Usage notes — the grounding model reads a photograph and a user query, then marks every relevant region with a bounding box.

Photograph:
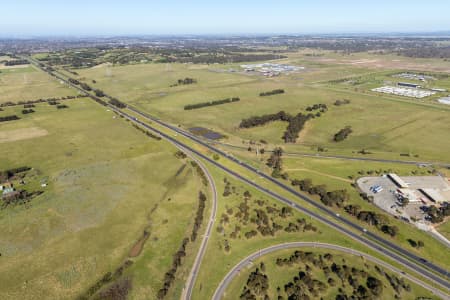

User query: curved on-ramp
[212,242,449,300]
[180,149,218,300]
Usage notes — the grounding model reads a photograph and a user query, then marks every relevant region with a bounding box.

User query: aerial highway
[212,242,450,300]
[28,58,450,295]
[125,105,450,289]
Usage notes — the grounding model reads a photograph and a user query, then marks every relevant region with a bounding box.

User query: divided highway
[125,105,450,289]
[28,59,450,297]
[212,242,449,300]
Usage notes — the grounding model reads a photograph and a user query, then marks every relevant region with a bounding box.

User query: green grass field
[224,248,438,300]
[74,61,450,162]
[0,98,202,299]
[0,65,77,103]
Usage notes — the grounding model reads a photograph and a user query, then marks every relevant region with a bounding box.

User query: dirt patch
[129,231,150,257]
[0,127,48,143]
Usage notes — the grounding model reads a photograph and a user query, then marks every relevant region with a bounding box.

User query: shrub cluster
[109,98,127,108]
[291,178,349,208]
[334,126,352,142]
[344,205,399,237]
[22,109,35,114]
[171,77,197,87]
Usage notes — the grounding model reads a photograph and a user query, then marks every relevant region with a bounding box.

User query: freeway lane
[27,59,449,294]
[212,242,449,300]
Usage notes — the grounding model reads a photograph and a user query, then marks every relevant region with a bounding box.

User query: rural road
[212,242,450,300]
[29,59,450,296]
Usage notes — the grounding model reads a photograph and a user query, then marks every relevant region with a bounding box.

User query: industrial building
[388,173,409,188]
[371,86,435,98]
[438,97,450,105]
[398,82,421,88]
[420,188,447,204]
[393,73,435,81]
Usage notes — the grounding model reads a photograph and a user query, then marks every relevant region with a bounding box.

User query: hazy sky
[1,0,450,36]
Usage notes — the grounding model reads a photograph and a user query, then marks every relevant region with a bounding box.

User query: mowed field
[0,98,202,299]
[223,248,438,300]
[0,65,78,103]
[74,59,450,162]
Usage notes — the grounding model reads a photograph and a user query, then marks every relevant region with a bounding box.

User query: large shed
[388,173,409,188]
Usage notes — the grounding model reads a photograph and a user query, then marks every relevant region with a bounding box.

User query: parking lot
[357,175,450,222]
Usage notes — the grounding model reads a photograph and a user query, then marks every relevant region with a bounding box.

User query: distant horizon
[2,1,450,37]
[2,30,450,40]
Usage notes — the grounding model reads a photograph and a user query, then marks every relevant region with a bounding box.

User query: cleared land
[0,65,77,103]
[0,127,48,143]
[0,98,203,299]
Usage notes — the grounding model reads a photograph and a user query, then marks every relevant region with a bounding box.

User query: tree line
[4,59,29,66]
[0,166,31,183]
[0,95,84,108]
[190,191,207,242]
[184,97,240,110]
[259,89,285,97]
[170,77,197,87]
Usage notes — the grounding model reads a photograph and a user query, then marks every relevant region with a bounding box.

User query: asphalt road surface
[212,242,449,300]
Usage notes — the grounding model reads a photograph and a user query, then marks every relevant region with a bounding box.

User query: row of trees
[157,237,189,299]
[109,98,127,108]
[184,97,240,110]
[170,77,197,87]
[0,115,19,122]
[0,95,84,108]
[305,103,328,112]
[78,260,134,300]
[190,191,207,242]
[4,59,29,66]
[259,89,285,97]
[334,99,351,106]
[334,126,353,142]
[239,111,291,128]
[130,123,162,141]
[0,166,31,183]
[190,161,208,186]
